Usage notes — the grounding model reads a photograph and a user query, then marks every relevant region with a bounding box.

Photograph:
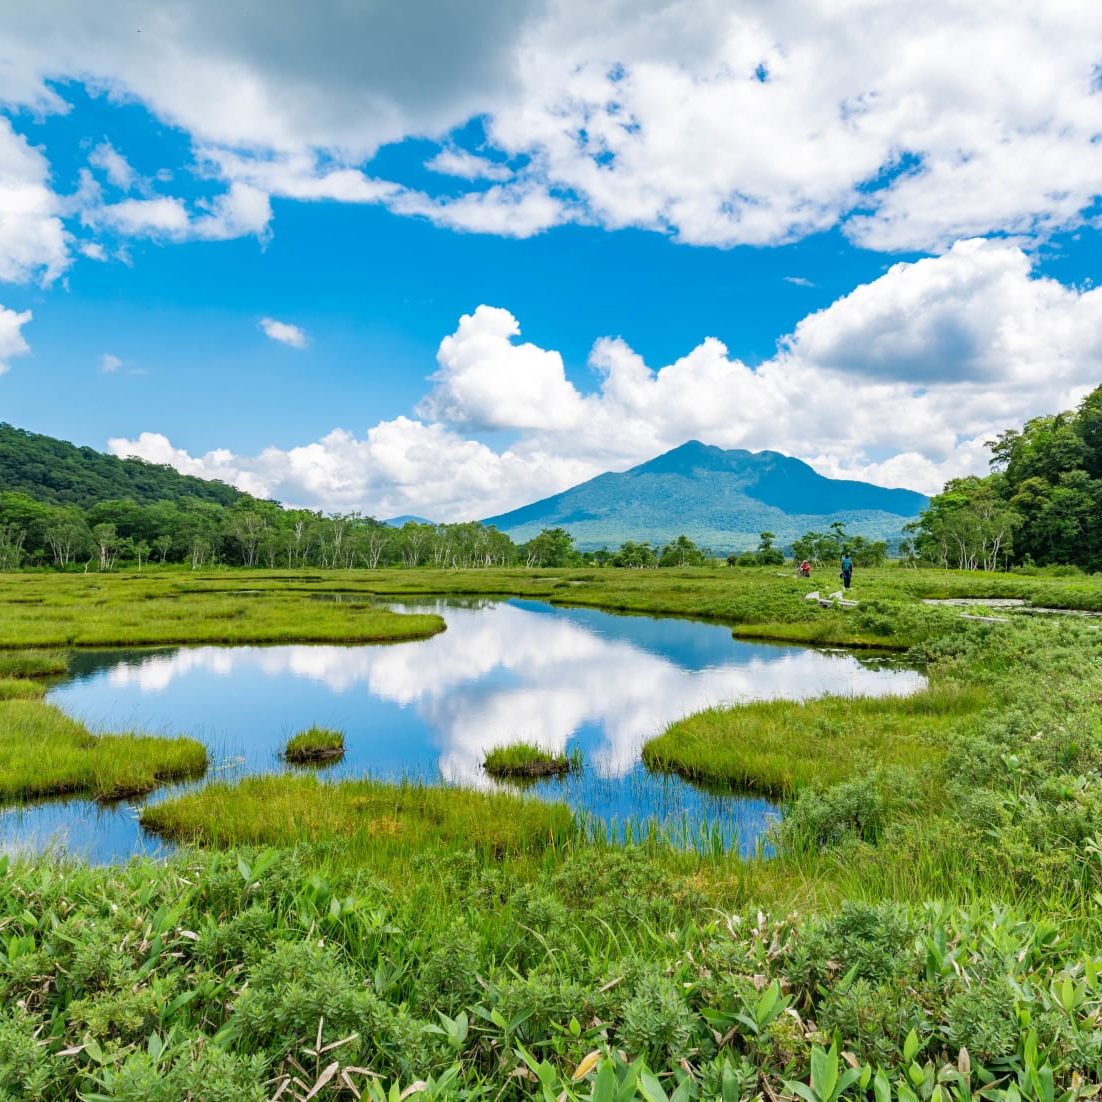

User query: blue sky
[1,2,1102,521]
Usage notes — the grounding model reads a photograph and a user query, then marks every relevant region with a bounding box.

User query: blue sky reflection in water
[6,600,925,863]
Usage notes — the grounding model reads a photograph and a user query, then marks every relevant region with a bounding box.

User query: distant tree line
[0,487,910,574]
[0,493,526,571]
[723,527,888,570]
[902,383,1102,571]
[0,492,741,573]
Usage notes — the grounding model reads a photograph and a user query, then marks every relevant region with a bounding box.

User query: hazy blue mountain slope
[483,441,928,552]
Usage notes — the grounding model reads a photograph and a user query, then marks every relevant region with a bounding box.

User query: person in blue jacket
[841,551,853,589]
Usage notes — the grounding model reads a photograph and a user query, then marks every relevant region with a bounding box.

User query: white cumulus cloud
[0,305,31,375]
[87,142,135,191]
[259,317,308,349]
[0,119,69,284]
[90,197,190,238]
[419,305,589,430]
[2,3,1102,255]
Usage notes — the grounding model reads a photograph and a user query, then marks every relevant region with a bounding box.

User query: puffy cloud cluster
[460,1,1102,250]
[259,317,308,349]
[0,120,69,284]
[1,2,1102,273]
[110,240,1102,518]
[419,305,589,430]
[0,304,31,375]
[110,419,597,521]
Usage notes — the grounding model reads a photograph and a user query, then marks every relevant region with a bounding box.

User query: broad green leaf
[592,1058,615,1102]
[903,1029,920,1065]
[811,1042,839,1102]
[638,1069,669,1102]
[873,1068,892,1102]
[722,1060,741,1102]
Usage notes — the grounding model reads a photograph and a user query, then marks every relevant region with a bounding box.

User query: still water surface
[1,598,925,863]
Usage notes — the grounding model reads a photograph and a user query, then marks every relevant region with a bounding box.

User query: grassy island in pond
[282,725,345,763]
[642,681,986,796]
[483,740,577,778]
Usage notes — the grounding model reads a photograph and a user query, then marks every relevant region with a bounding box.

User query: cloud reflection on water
[93,599,924,786]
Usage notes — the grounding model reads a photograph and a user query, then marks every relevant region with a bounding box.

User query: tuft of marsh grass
[483,740,578,778]
[0,648,68,678]
[283,725,345,763]
[0,676,47,700]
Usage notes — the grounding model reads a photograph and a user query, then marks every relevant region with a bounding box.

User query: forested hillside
[0,423,250,508]
[909,383,1102,571]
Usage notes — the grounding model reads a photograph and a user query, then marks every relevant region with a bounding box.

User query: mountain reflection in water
[6,598,924,863]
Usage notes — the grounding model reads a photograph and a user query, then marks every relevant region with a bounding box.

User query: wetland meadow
[2,564,1102,1099]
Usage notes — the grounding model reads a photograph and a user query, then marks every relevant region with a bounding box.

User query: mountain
[482,441,929,552]
[0,423,256,509]
[383,515,435,527]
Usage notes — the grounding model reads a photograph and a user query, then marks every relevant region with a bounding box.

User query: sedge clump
[282,726,345,764]
[483,741,577,779]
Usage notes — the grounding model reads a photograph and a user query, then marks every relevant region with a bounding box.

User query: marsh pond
[2,597,925,862]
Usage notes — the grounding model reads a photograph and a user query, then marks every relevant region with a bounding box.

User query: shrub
[775,775,889,852]
[942,975,1021,1067]
[617,967,698,1063]
[783,901,919,998]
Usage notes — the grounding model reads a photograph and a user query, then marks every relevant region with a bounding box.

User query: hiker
[797,560,811,578]
[840,551,853,589]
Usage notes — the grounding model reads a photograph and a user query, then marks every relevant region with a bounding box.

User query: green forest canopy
[907,383,1102,572]
[0,423,249,509]
[0,423,888,571]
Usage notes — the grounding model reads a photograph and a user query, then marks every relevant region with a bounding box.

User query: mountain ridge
[483,440,928,551]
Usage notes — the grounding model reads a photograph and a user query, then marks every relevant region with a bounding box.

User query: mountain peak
[483,441,928,552]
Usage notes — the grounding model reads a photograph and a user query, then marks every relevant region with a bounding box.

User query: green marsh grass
[0,676,46,700]
[483,740,577,778]
[140,772,575,861]
[0,571,446,647]
[0,648,68,678]
[0,699,207,801]
[282,725,345,763]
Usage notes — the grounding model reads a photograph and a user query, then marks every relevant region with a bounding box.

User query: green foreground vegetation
[2,566,1102,1099]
